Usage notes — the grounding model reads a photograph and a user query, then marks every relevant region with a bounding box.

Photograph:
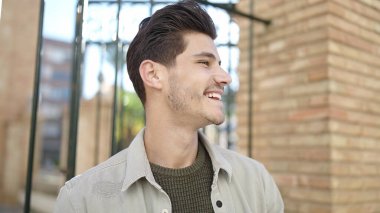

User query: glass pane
[230,46,239,70]
[119,3,150,41]
[217,46,230,71]
[2,0,242,212]
[206,6,230,44]
[84,3,118,42]
[230,21,240,45]
[122,45,136,93]
[2,0,78,211]
[34,37,73,212]
[76,43,118,173]
[152,3,169,13]
[38,0,76,211]
[43,0,76,42]
[82,43,117,100]
[218,46,239,92]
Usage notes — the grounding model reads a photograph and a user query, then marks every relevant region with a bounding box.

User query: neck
[144,118,199,169]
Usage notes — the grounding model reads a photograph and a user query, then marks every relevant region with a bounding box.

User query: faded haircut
[126,0,216,104]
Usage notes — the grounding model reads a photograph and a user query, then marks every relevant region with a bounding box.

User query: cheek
[170,67,212,95]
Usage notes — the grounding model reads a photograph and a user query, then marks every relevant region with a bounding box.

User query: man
[54,1,284,212]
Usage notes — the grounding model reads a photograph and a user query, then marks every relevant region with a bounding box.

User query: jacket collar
[121,128,232,192]
[198,132,232,182]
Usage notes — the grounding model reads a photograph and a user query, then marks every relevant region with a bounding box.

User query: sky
[43,0,76,42]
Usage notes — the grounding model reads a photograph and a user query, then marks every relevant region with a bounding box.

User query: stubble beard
[167,76,225,126]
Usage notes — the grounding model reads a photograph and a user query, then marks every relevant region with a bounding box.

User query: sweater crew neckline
[149,142,207,177]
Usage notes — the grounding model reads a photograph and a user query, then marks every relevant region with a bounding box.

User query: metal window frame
[24,0,270,212]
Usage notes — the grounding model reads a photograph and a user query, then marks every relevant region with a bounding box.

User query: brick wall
[236,0,380,212]
[0,0,40,204]
[327,0,380,212]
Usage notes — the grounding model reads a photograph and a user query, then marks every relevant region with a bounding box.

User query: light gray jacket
[54,129,284,213]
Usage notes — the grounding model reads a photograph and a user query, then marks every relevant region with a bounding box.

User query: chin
[214,118,225,125]
[208,115,225,126]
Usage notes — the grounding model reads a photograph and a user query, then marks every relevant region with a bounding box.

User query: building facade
[1,0,380,212]
[0,0,40,205]
[236,0,380,212]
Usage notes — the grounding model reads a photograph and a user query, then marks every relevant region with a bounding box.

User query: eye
[198,61,209,66]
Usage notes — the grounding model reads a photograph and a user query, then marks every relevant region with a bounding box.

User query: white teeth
[207,93,221,100]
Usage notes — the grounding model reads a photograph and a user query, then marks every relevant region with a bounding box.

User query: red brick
[237,0,380,211]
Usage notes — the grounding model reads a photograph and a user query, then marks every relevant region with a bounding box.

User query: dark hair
[126,0,217,104]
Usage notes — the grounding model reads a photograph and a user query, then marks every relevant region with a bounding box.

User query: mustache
[205,85,224,93]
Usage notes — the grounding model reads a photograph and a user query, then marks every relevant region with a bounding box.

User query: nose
[214,68,232,86]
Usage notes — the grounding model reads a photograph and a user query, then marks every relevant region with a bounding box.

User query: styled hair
[126,0,217,104]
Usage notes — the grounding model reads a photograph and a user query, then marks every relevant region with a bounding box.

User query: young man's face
[164,32,232,128]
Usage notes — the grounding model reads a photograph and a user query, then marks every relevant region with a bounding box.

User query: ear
[139,60,163,90]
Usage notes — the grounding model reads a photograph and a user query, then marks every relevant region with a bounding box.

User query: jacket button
[216,200,223,208]
[161,209,168,213]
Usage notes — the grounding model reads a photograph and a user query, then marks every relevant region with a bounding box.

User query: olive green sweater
[150,143,214,213]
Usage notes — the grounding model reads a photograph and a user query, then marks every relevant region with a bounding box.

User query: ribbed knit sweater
[150,143,214,213]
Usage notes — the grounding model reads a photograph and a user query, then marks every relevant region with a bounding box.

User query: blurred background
[0,0,379,212]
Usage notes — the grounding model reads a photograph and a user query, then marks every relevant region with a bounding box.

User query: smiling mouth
[205,92,222,101]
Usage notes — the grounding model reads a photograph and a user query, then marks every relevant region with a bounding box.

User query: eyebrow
[192,52,221,65]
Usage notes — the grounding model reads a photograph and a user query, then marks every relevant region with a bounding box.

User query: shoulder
[54,149,131,212]
[62,148,129,194]
[211,145,284,212]
[199,131,269,180]
[210,144,277,189]
[212,145,268,175]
